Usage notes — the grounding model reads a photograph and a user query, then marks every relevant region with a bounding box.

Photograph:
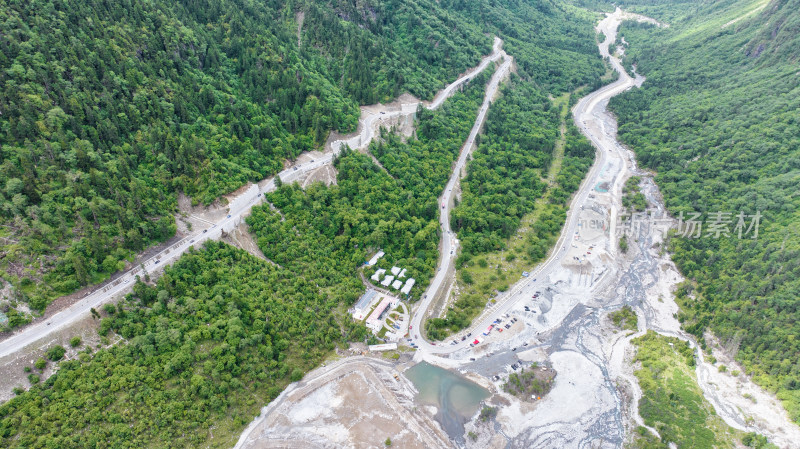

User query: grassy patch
[622,176,647,212]
[630,331,773,449]
[479,406,498,422]
[502,363,555,401]
[377,326,389,339]
[609,305,638,331]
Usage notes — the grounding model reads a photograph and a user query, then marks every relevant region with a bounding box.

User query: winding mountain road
[407,9,800,448]
[0,39,507,361]
[410,11,644,356]
[407,50,513,348]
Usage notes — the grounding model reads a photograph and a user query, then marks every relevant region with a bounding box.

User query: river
[445,8,800,448]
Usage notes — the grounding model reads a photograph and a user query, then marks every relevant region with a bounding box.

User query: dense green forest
[0,0,612,443]
[254,70,492,301]
[0,242,370,448]
[414,0,603,340]
[0,0,607,327]
[0,0,602,440]
[451,80,557,256]
[452,82,595,258]
[610,0,800,421]
[0,0,497,319]
[0,67,491,448]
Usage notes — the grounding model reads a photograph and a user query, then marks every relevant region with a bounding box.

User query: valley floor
[232,8,800,449]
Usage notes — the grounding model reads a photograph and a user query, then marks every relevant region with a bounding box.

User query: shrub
[46,345,66,361]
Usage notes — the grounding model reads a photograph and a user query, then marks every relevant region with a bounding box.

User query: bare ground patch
[234,357,453,449]
[220,222,278,265]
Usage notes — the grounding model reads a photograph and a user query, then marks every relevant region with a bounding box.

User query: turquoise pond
[404,361,490,440]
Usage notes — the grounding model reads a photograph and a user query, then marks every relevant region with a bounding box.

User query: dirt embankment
[219,222,272,263]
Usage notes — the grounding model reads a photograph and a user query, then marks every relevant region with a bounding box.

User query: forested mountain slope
[0,0,602,324]
[610,0,800,421]
[0,0,609,446]
[0,70,493,448]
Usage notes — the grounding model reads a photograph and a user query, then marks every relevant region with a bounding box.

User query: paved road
[411,11,644,356]
[0,39,508,361]
[331,37,506,154]
[408,51,513,347]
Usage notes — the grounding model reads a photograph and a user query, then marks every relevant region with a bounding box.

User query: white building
[390,266,401,276]
[352,289,378,320]
[400,278,416,295]
[371,268,386,282]
[366,295,398,331]
[368,343,398,352]
[367,251,385,266]
[381,275,394,287]
[391,279,403,290]
[398,268,407,278]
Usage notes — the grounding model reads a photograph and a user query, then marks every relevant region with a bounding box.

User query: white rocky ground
[233,356,452,449]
